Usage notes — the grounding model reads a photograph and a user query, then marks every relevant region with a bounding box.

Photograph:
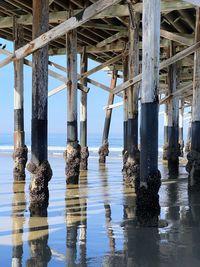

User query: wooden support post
[167,42,180,176]
[179,99,184,157]
[80,48,89,170]
[136,0,161,227]
[122,4,140,188]
[163,101,169,160]
[123,55,128,156]
[13,19,28,181]
[98,70,118,163]
[64,5,80,184]
[27,0,52,216]
[186,8,200,190]
[185,111,192,153]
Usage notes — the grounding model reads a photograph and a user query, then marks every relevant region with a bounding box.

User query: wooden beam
[160,29,194,46]
[0,0,121,68]
[103,101,123,110]
[159,81,193,104]
[81,52,127,78]
[99,70,118,163]
[94,1,194,18]
[48,84,66,97]
[96,31,127,47]
[112,41,200,95]
[83,22,126,31]
[183,0,200,7]
[0,47,89,92]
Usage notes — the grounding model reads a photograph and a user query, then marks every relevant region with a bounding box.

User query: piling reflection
[79,171,88,267]
[26,214,51,267]
[166,180,179,221]
[122,183,160,267]
[99,165,116,254]
[65,181,88,267]
[8,158,200,267]
[188,192,200,261]
[12,181,26,267]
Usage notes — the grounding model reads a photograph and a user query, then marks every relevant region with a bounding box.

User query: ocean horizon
[0,132,166,157]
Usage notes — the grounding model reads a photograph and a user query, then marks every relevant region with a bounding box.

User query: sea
[0,132,167,159]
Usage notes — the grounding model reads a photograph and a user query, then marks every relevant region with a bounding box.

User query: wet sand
[0,153,200,266]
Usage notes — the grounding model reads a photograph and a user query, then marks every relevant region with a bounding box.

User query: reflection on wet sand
[12,181,26,267]
[65,171,88,267]
[2,157,200,266]
[99,165,115,253]
[122,183,160,267]
[65,185,80,267]
[26,215,51,267]
[79,171,88,267]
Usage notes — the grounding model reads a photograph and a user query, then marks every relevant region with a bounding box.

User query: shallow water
[0,154,200,266]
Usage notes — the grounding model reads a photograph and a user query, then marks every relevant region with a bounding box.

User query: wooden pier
[0,0,199,223]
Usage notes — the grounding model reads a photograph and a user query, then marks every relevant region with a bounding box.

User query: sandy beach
[0,152,199,266]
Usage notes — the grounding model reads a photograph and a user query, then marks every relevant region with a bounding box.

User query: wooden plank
[0,0,121,68]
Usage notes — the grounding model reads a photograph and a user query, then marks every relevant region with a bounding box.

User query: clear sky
[0,39,123,137]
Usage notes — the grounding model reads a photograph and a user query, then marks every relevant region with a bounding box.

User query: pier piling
[27,0,52,216]
[122,5,140,189]
[64,3,80,184]
[98,70,118,163]
[136,0,161,226]
[122,55,128,160]
[179,100,184,157]
[163,102,169,160]
[186,8,200,191]
[80,47,89,171]
[13,19,27,181]
[167,42,180,176]
[185,113,192,153]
